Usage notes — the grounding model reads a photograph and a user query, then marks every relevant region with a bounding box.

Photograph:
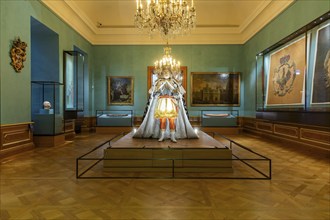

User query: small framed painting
[107,76,134,105]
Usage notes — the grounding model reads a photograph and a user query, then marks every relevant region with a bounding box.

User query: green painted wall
[242,0,330,116]
[93,45,244,116]
[0,0,92,124]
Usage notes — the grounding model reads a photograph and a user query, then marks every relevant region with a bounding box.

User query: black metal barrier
[76,132,271,179]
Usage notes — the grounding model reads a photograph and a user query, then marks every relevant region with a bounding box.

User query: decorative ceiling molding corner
[238,0,272,33]
[41,0,96,42]
[240,0,295,44]
[63,0,99,34]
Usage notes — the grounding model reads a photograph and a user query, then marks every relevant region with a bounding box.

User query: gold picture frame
[191,72,240,106]
[107,76,134,105]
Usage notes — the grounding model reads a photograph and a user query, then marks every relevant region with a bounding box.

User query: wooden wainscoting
[0,122,35,158]
[64,119,76,140]
[241,117,330,151]
[80,116,96,132]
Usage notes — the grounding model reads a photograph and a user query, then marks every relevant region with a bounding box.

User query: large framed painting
[191,72,240,106]
[147,66,187,96]
[311,23,330,105]
[265,36,306,107]
[107,76,134,105]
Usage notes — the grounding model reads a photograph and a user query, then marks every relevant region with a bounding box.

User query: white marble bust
[43,101,51,110]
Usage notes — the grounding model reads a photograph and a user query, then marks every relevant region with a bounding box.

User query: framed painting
[311,23,330,105]
[147,66,187,96]
[265,36,306,107]
[191,72,240,106]
[107,76,134,105]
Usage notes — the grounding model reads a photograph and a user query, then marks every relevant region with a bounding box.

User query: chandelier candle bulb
[154,44,181,78]
[147,0,150,10]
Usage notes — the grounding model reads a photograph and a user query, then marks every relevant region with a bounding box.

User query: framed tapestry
[107,76,134,105]
[147,66,187,95]
[191,72,240,106]
[265,36,306,107]
[311,23,330,105]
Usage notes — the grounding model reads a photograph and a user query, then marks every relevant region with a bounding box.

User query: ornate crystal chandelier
[134,0,196,40]
[154,43,181,78]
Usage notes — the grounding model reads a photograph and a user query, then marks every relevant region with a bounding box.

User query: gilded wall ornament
[10,37,27,73]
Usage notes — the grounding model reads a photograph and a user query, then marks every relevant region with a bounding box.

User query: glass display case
[63,50,84,112]
[201,110,239,127]
[96,110,133,127]
[255,13,330,127]
[256,13,330,113]
[31,81,64,135]
[63,50,85,132]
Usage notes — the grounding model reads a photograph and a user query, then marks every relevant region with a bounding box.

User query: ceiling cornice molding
[240,0,295,44]
[63,0,99,34]
[238,1,272,33]
[41,0,294,45]
[92,33,244,45]
[41,0,96,42]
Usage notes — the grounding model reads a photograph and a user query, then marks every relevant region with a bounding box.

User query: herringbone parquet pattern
[1,132,329,220]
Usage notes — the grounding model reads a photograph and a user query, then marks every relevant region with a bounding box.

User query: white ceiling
[41,0,294,45]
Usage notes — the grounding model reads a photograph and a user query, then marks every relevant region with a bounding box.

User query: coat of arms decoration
[10,37,27,73]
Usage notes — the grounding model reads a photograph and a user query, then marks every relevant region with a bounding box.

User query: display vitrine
[201,110,239,127]
[96,110,133,127]
[256,13,330,112]
[31,81,64,135]
[255,12,330,126]
[63,50,84,117]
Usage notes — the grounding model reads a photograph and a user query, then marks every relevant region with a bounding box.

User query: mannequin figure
[153,69,180,142]
[133,68,198,141]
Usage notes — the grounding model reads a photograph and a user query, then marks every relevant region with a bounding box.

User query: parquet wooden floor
[1,132,329,220]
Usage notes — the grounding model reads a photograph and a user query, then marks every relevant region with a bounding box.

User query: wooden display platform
[96,126,133,134]
[201,127,241,135]
[104,131,233,173]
